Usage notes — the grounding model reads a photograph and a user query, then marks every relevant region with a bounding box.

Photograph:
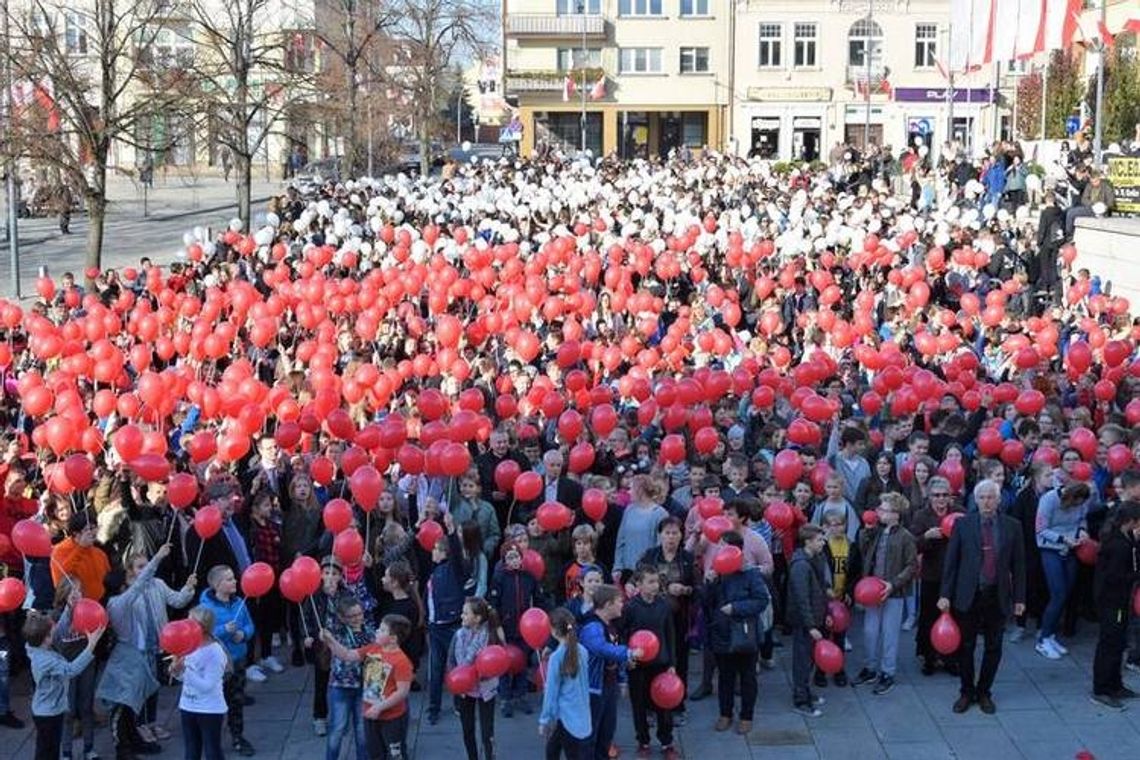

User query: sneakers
[1008,626,1026,643]
[84,751,102,760]
[260,656,286,674]
[136,725,156,744]
[662,746,680,760]
[1090,693,1127,711]
[714,716,732,731]
[813,670,828,688]
[246,664,268,682]
[501,698,514,718]
[518,698,533,715]
[1035,639,1062,660]
[1125,661,1140,674]
[1113,687,1139,700]
[852,668,878,686]
[148,725,172,741]
[901,617,916,632]
[674,711,687,727]
[759,657,775,670]
[1047,637,1069,656]
[0,712,25,729]
[872,675,896,696]
[794,703,822,717]
[313,718,327,736]
[636,745,652,760]
[233,737,255,756]
[833,671,849,687]
[736,719,752,735]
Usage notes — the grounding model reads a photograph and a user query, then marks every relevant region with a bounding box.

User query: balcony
[506,14,606,39]
[505,67,605,94]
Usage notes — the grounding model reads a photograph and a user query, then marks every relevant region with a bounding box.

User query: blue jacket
[539,642,592,739]
[427,532,468,626]
[701,566,771,654]
[198,589,255,663]
[579,612,629,695]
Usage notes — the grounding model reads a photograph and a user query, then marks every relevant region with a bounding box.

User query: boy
[818,511,862,687]
[424,513,467,725]
[853,493,918,696]
[527,514,572,601]
[788,525,829,717]
[563,524,602,603]
[489,539,539,717]
[320,597,374,760]
[24,611,105,760]
[581,585,642,760]
[621,566,677,759]
[199,564,257,756]
[722,456,757,502]
[322,614,414,760]
[451,470,501,559]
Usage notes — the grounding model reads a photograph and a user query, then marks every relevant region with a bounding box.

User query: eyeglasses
[931,493,951,498]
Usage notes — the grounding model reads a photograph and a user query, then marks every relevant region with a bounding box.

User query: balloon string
[364,511,370,554]
[165,515,177,545]
[505,496,518,528]
[308,595,320,630]
[192,538,206,576]
[298,602,310,640]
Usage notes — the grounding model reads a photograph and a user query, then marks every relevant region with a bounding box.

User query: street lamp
[2,0,20,298]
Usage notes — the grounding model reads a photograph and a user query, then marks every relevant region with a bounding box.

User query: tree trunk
[237,154,252,230]
[347,63,360,176]
[84,192,106,287]
[419,99,431,177]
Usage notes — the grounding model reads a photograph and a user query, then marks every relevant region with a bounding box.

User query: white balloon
[461,141,472,152]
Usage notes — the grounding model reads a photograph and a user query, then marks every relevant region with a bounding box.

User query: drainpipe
[726,0,736,154]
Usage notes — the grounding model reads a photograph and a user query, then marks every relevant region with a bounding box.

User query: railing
[506,14,606,37]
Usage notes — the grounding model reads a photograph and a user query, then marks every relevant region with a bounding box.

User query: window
[557,0,601,13]
[680,46,710,73]
[848,18,883,67]
[682,112,707,146]
[680,0,709,15]
[619,0,662,16]
[758,23,782,68]
[619,47,663,73]
[557,47,602,70]
[141,23,195,68]
[65,12,88,55]
[793,23,817,68]
[915,23,937,68]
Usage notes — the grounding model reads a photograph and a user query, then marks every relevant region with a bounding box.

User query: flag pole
[1092,0,1106,164]
[579,1,587,153]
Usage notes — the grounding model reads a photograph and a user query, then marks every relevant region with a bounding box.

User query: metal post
[993,60,1001,142]
[1092,0,1106,164]
[579,1,587,153]
[2,0,20,298]
[864,0,873,149]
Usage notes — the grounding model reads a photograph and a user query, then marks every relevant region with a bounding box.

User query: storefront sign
[747,87,832,102]
[1108,156,1140,214]
[892,87,995,103]
[907,117,934,135]
[793,117,822,129]
[751,117,781,130]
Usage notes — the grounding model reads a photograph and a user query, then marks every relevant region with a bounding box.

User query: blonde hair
[632,474,667,504]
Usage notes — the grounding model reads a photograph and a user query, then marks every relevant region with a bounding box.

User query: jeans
[546,721,591,760]
[1093,605,1128,696]
[588,684,618,760]
[365,712,408,760]
[326,686,367,760]
[222,668,247,741]
[862,597,905,677]
[957,587,1005,699]
[629,665,673,747]
[791,627,815,706]
[457,695,495,760]
[1040,550,1077,641]
[0,645,9,714]
[427,622,459,717]
[714,651,758,721]
[33,714,63,760]
[181,710,225,760]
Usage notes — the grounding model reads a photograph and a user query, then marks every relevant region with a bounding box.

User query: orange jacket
[51,537,111,600]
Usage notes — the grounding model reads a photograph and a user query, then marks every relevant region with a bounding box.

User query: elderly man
[520,449,582,524]
[475,428,529,528]
[939,479,1026,714]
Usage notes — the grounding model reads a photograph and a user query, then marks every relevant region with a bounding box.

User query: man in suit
[939,479,1026,714]
[522,449,582,524]
[475,428,530,528]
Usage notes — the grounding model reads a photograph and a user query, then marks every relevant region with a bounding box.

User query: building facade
[502,0,732,157]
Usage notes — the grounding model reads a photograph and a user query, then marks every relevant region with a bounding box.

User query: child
[24,610,105,760]
[424,512,469,725]
[539,608,592,760]
[199,565,256,756]
[614,475,669,586]
[853,493,917,696]
[818,510,862,686]
[812,473,859,542]
[321,614,414,760]
[527,515,572,601]
[563,524,602,603]
[452,471,502,558]
[488,540,538,717]
[564,565,605,624]
[247,491,286,680]
[52,578,97,760]
[621,566,677,758]
[320,597,374,760]
[171,606,228,760]
[788,525,830,717]
[580,585,642,760]
[448,597,501,760]
[301,556,353,737]
[638,517,695,724]
[380,560,425,681]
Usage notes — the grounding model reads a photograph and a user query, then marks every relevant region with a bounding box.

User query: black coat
[940,513,1026,617]
[1094,529,1139,611]
[701,566,770,654]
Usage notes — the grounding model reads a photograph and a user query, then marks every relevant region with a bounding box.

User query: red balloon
[240,562,275,599]
[940,512,964,538]
[333,529,365,565]
[505,643,528,675]
[445,664,479,695]
[323,499,354,533]
[649,671,685,710]
[72,599,108,635]
[854,576,887,607]
[112,424,144,461]
[513,471,543,501]
[292,556,321,596]
[1000,439,1026,468]
[310,455,335,485]
[659,434,686,465]
[520,607,551,650]
[0,577,26,613]
[772,449,804,490]
[1069,427,1097,461]
[159,619,203,656]
[536,502,573,532]
[274,421,303,450]
[711,544,743,575]
[693,426,719,455]
[193,505,223,540]
[826,600,850,634]
[349,465,382,511]
[417,520,445,551]
[582,488,608,522]
[475,644,511,679]
[522,548,545,580]
[629,630,660,662]
[168,473,199,510]
[765,501,794,531]
[130,454,170,483]
[696,497,724,519]
[1075,539,1099,566]
[977,428,1003,457]
[62,454,95,491]
[931,612,962,655]
[1106,444,1134,474]
[11,519,53,557]
[440,442,472,477]
[702,515,733,543]
[493,460,521,493]
[567,442,595,474]
[813,639,845,674]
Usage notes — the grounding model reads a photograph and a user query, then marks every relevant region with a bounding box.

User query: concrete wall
[1073,217,1140,311]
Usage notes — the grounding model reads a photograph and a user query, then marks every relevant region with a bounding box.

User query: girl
[539,608,592,760]
[855,453,903,513]
[461,522,489,599]
[906,456,937,514]
[613,475,668,585]
[380,560,425,680]
[248,491,286,678]
[448,597,501,760]
[1090,502,1140,709]
[489,540,539,717]
[171,606,228,760]
[1035,482,1092,659]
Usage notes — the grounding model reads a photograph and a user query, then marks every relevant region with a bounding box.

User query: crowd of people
[0,141,1137,760]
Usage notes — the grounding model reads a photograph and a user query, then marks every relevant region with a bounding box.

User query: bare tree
[5,0,188,278]
[383,0,495,176]
[181,0,314,226]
